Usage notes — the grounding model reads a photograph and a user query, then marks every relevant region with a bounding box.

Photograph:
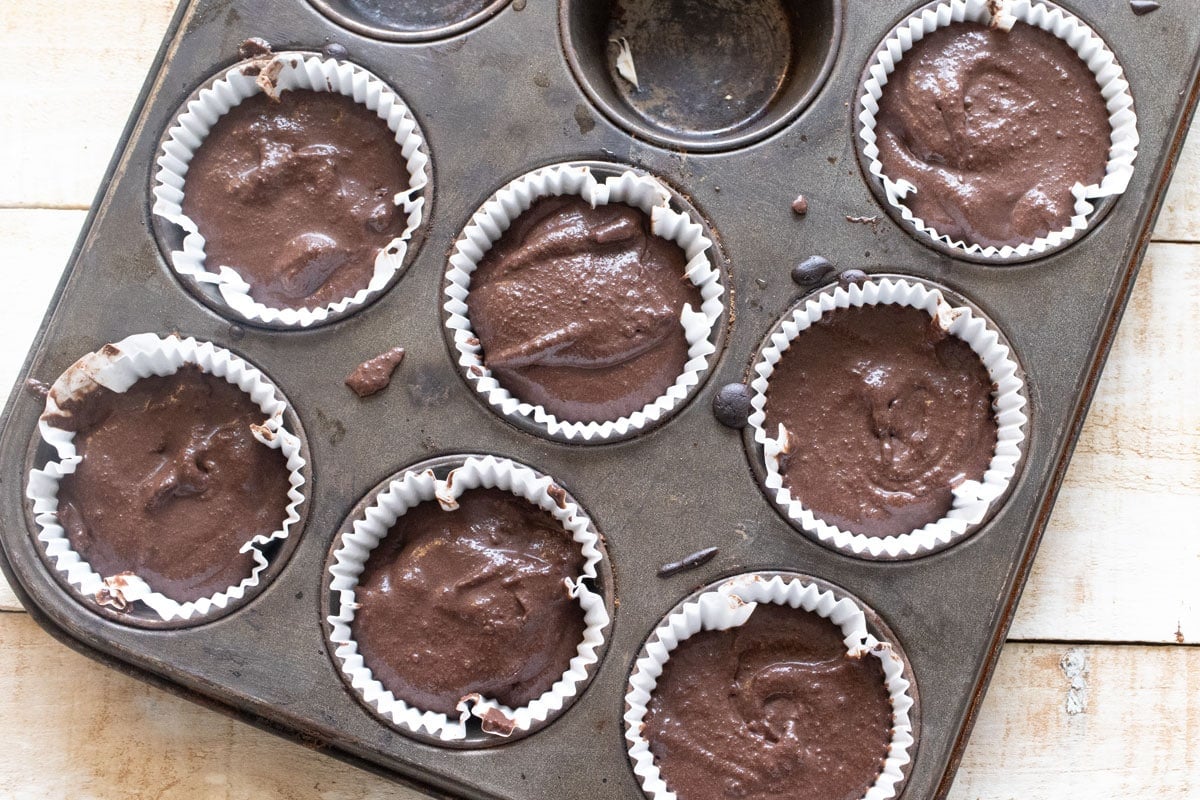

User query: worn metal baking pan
[1,0,1197,798]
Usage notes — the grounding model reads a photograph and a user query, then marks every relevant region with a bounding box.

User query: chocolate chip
[238,38,272,60]
[839,268,869,288]
[321,41,349,60]
[24,378,50,399]
[1130,0,1160,14]
[791,194,809,215]
[791,256,835,288]
[713,383,753,429]
[658,547,719,578]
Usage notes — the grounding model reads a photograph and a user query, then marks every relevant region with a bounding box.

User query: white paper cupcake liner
[152,52,430,327]
[25,333,308,622]
[326,455,611,741]
[857,0,1139,260]
[443,163,725,442]
[625,572,916,800]
[747,277,1028,559]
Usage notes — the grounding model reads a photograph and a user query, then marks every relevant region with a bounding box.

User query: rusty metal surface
[1,0,1198,798]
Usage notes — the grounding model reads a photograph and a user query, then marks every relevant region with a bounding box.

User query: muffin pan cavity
[559,0,843,151]
[323,454,614,748]
[24,334,311,629]
[443,161,729,444]
[307,0,512,42]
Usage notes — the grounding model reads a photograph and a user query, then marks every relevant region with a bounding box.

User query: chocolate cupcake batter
[874,22,1110,249]
[182,89,410,309]
[466,195,702,423]
[765,305,996,538]
[643,603,893,800]
[51,366,291,604]
[351,488,586,716]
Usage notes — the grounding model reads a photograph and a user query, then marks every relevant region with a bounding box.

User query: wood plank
[2,612,1195,798]
[1009,242,1200,644]
[0,0,179,208]
[0,612,425,799]
[1158,115,1200,242]
[948,642,1200,799]
[0,209,86,611]
[0,210,86,401]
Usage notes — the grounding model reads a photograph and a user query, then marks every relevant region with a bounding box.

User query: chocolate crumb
[713,383,753,429]
[791,195,809,215]
[1130,0,1160,13]
[256,58,285,102]
[321,41,349,60]
[547,484,569,510]
[94,586,129,612]
[657,547,719,578]
[754,278,768,290]
[24,378,50,399]
[479,705,518,736]
[228,324,245,341]
[791,255,835,288]
[238,37,272,59]
[345,347,406,398]
[512,0,527,9]
[838,269,869,288]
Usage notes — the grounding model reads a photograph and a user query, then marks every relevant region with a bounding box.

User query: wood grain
[949,640,1200,799]
[3,612,1196,799]
[1009,243,1200,644]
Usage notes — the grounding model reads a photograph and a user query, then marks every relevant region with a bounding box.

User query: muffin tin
[1,0,1197,798]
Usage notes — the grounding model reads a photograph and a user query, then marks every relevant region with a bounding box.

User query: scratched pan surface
[1,0,1198,798]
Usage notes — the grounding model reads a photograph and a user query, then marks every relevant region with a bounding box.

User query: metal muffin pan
[1,0,1197,798]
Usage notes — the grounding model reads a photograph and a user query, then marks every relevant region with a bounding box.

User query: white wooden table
[1,3,1197,797]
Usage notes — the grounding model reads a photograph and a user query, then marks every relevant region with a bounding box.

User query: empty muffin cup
[443,162,726,443]
[625,571,918,800]
[857,0,1138,262]
[152,52,431,327]
[560,0,843,151]
[306,0,511,41]
[325,455,612,744]
[25,333,308,625]
[746,276,1028,560]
